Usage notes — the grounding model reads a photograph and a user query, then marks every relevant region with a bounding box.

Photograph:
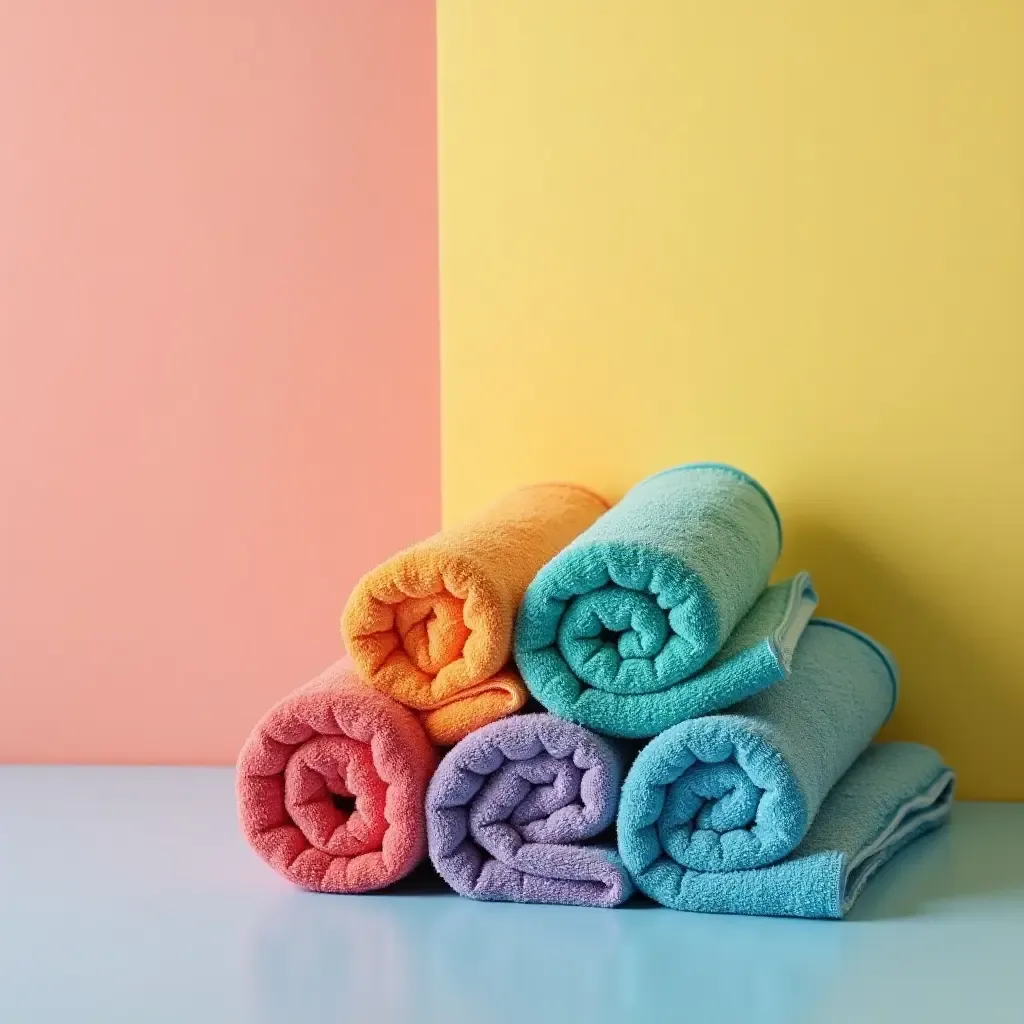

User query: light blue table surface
[1,767,1022,1023]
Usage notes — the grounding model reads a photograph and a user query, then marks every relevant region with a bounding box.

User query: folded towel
[425,712,634,907]
[616,620,949,916]
[236,660,437,893]
[623,742,954,918]
[515,463,817,737]
[343,484,608,745]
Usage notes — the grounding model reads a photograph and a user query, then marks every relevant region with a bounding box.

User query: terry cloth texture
[426,713,633,907]
[343,484,608,745]
[617,621,946,916]
[237,660,437,893]
[515,464,817,737]
[624,742,954,918]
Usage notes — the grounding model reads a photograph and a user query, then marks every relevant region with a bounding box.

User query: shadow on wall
[778,519,1021,799]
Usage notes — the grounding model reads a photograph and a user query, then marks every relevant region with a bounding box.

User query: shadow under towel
[426,713,633,907]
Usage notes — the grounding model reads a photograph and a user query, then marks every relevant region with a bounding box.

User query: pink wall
[0,2,439,763]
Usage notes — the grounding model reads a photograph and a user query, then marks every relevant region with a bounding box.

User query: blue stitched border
[808,618,900,722]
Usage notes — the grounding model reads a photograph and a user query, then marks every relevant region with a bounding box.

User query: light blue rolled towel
[514,463,817,737]
[617,620,954,917]
[624,742,954,918]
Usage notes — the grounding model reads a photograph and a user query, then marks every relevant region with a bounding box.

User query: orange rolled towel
[342,484,609,745]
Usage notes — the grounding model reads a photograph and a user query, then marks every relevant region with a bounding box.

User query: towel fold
[425,712,634,907]
[515,463,818,737]
[343,484,608,745]
[616,620,952,916]
[236,661,437,893]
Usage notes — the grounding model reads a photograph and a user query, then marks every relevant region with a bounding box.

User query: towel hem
[840,769,955,913]
[767,572,819,673]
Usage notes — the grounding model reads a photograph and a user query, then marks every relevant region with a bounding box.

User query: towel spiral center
[655,759,766,871]
[468,754,587,863]
[395,593,470,674]
[282,736,388,856]
[556,586,682,694]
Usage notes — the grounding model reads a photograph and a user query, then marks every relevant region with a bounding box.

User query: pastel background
[439,1,1023,799]
[0,1,439,763]
[2,3,1021,800]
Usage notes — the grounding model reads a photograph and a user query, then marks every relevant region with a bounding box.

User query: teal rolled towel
[514,463,817,737]
[617,621,954,917]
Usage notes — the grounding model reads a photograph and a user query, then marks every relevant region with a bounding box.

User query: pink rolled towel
[237,660,437,892]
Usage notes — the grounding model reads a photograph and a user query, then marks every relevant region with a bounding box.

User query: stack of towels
[237,464,954,918]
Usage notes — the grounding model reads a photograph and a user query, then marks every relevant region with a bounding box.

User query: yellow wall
[438,1,1024,798]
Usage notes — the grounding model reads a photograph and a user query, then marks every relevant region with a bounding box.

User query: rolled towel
[617,621,953,916]
[425,712,633,907]
[515,463,817,737]
[343,484,608,745]
[622,742,954,918]
[237,661,437,893]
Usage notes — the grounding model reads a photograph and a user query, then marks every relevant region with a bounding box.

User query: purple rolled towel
[425,713,633,907]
